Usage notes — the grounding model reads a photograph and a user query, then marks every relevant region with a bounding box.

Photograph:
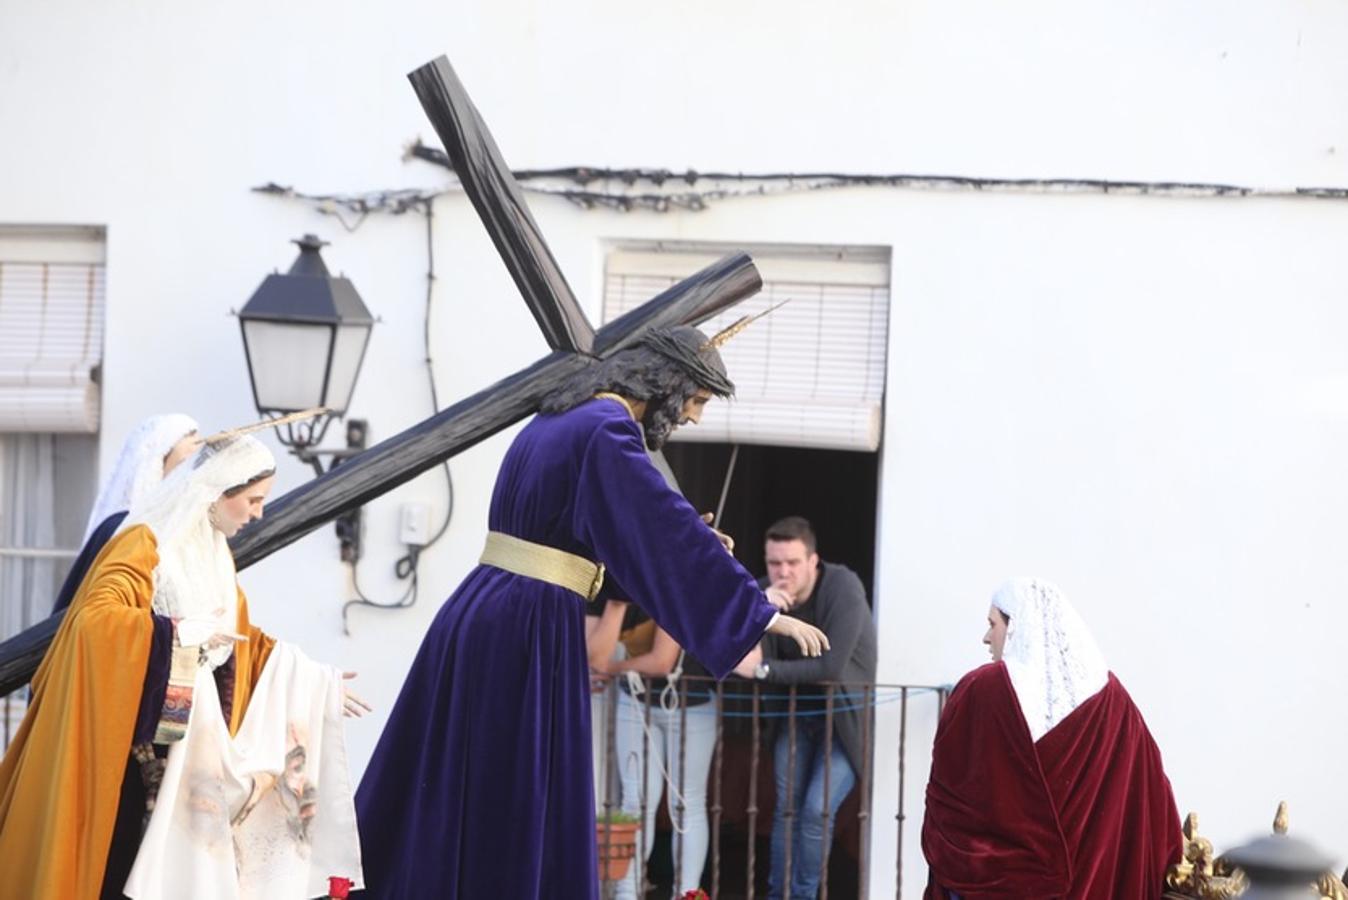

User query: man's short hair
[765,516,817,554]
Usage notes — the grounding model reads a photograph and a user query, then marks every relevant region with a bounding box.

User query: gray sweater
[759,561,878,776]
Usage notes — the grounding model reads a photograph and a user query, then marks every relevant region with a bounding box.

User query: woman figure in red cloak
[922,577,1182,900]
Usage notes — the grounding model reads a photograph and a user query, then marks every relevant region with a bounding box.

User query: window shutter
[0,227,105,432]
[603,244,890,451]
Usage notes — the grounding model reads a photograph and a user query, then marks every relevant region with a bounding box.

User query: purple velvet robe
[355,398,777,899]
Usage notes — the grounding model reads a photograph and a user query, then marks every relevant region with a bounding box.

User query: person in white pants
[589,599,718,899]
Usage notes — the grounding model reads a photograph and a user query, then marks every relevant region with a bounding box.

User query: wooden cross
[0,55,762,694]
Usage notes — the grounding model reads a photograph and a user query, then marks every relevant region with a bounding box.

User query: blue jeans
[767,718,857,900]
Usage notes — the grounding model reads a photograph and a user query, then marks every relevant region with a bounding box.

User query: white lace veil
[992,577,1109,743]
[121,435,275,662]
[84,413,200,541]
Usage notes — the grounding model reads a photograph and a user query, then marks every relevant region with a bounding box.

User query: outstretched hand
[765,615,830,658]
[342,671,373,718]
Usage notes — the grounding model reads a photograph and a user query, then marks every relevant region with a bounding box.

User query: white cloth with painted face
[125,643,362,900]
[991,577,1109,743]
[84,413,199,540]
[121,434,272,660]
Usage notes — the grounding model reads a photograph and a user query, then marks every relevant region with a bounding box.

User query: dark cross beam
[409,57,595,354]
[0,55,761,696]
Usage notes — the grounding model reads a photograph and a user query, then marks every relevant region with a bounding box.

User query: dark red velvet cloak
[922,662,1181,900]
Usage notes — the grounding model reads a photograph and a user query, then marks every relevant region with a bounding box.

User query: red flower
[328,875,353,899]
[679,891,709,900]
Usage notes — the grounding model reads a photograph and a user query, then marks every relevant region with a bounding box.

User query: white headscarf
[122,435,275,662]
[85,413,199,541]
[992,577,1110,743]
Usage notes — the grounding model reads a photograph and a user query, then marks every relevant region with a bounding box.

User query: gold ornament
[701,300,789,352]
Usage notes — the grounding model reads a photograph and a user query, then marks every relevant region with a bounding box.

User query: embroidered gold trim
[593,392,636,421]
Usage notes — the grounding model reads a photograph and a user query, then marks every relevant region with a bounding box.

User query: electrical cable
[340,196,455,633]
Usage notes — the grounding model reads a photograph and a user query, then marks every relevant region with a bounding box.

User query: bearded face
[639,388,714,450]
[640,404,668,450]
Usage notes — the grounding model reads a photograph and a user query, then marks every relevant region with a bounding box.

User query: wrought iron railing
[591,674,946,899]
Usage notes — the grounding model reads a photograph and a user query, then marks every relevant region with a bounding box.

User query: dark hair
[223,469,276,498]
[765,516,817,554]
[540,346,709,451]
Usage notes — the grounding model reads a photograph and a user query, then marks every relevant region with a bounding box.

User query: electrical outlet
[399,502,431,546]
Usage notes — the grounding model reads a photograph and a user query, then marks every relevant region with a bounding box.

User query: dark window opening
[630,440,880,899]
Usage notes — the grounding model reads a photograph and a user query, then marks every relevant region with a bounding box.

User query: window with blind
[602,242,891,452]
[0,225,106,433]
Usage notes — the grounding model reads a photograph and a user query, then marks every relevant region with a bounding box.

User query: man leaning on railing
[733,516,878,900]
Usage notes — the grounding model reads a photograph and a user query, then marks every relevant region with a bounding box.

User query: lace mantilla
[993,577,1109,743]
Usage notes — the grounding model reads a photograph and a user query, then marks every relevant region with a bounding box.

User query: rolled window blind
[0,227,105,432]
[603,244,890,451]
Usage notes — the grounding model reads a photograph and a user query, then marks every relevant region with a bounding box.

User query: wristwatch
[753,662,771,681]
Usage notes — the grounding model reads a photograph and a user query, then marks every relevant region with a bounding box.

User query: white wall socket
[399,502,432,546]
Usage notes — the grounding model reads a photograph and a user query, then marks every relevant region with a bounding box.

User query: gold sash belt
[480,531,606,602]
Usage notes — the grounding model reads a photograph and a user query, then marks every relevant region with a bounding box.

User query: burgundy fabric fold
[923,662,1180,900]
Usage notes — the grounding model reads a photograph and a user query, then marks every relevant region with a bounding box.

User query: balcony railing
[590,674,947,899]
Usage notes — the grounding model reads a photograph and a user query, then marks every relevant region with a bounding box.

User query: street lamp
[238,233,375,562]
[237,233,375,475]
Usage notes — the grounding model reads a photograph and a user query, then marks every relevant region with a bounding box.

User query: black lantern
[237,234,374,467]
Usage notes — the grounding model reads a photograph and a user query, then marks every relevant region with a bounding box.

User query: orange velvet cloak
[0,525,275,899]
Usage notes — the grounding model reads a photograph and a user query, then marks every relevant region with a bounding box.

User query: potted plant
[595,810,641,881]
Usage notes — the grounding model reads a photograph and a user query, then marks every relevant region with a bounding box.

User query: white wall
[873,188,1348,895]
[4,1,1348,896]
